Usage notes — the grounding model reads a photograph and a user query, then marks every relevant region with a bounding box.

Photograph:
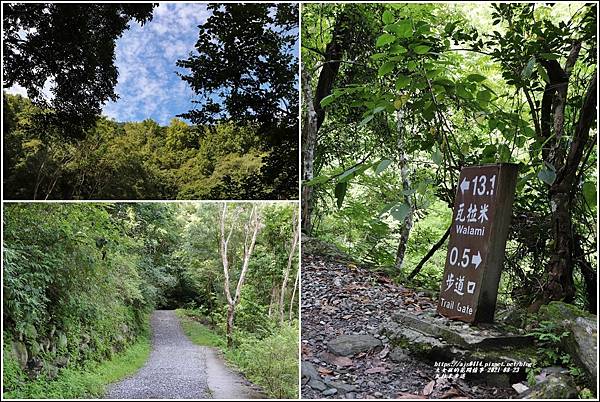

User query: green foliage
[225,322,299,399]
[3,332,150,399]
[3,3,155,134]
[529,320,572,368]
[178,308,298,399]
[176,3,299,199]
[3,94,286,200]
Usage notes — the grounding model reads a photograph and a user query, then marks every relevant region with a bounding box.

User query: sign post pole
[437,163,518,323]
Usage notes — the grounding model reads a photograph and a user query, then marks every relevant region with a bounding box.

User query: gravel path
[105,310,263,399]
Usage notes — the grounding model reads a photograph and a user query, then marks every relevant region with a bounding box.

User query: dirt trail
[105,310,264,399]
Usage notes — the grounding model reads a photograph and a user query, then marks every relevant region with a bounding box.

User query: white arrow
[460,177,470,195]
[471,251,482,269]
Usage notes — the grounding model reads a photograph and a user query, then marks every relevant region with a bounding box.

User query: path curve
[105,310,264,399]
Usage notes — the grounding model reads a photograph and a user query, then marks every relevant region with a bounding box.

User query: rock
[301,361,320,381]
[499,308,529,328]
[523,373,578,399]
[11,340,28,369]
[326,380,357,394]
[389,347,409,363]
[308,379,328,392]
[512,382,529,394]
[564,316,597,392]
[327,334,382,356]
[538,301,592,322]
[322,388,338,396]
[373,391,383,397]
[54,356,69,368]
[45,364,59,380]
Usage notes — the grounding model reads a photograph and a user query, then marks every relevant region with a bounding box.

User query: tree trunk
[541,71,596,304]
[289,261,300,321]
[301,65,318,234]
[301,12,346,234]
[219,203,261,348]
[280,209,299,324]
[394,109,414,272]
[226,303,235,348]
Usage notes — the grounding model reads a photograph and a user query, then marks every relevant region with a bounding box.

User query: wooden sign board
[437,163,518,323]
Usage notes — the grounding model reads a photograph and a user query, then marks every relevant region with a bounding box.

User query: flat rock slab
[392,311,534,350]
[327,334,382,356]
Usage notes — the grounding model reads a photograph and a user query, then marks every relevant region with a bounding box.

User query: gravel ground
[105,310,264,399]
[105,310,211,399]
[301,251,516,399]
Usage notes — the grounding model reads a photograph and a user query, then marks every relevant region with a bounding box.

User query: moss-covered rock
[523,373,578,399]
[538,301,593,322]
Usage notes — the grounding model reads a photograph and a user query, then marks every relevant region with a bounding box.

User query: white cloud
[102,3,211,124]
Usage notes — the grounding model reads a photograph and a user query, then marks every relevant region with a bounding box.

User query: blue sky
[102,3,211,125]
[6,3,299,126]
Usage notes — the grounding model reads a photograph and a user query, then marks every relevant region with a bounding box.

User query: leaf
[320,94,335,108]
[476,89,492,103]
[378,61,395,76]
[376,33,396,48]
[538,163,556,185]
[456,84,471,99]
[332,355,353,367]
[396,392,426,399]
[540,53,561,60]
[359,114,374,127]
[317,367,334,376]
[395,74,410,90]
[390,44,408,54]
[537,64,550,83]
[335,181,348,209]
[432,149,442,165]
[583,181,596,207]
[413,45,430,55]
[382,10,394,25]
[390,203,411,221]
[394,95,409,109]
[370,52,386,61]
[338,166,358,182]
[521,56,536,79]
[466,73,487,82]
[397,19,413,38]
[375,159,392,175]
[422,380,435,396]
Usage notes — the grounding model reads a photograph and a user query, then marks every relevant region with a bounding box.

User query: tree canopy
[301,3,596,312]
[2,3,155,134]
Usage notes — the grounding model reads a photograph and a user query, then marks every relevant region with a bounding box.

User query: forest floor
[301,248,518,399]
[104,310,263,399]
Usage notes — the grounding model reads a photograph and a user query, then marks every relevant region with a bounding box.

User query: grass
[175,309,225,348]
[3,334,151,399]
[175,308,299,399]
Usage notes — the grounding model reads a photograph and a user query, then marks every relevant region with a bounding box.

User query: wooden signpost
[437,163,518,323]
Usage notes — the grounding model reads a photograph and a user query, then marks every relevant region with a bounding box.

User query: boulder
[11,340,28,369]
[522,373,578,399]
[564,316,597,392]
[327,334,382,356]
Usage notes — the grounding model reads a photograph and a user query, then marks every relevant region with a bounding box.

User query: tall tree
[177,3,298,199]
[219,203,261,347]
[3,3,155,135]
[279,208,299,324]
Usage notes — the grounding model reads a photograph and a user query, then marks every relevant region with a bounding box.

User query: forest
[301,3,596,398]
[301,2,596,313]
[3,202,299,398]
[2,3,299,200]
